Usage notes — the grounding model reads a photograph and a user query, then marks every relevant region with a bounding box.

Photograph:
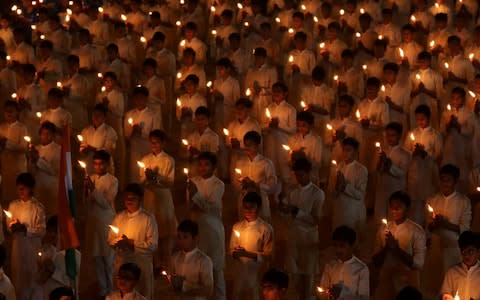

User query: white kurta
[106,290,146,300]
[40,107,73,130]
[186,128,220,154]
[409,68,443,129]
[441,261,480,300]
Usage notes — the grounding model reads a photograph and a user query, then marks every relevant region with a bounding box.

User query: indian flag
[57,126,80,280]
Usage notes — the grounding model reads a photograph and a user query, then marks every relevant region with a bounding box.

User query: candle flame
[476,187,480,192]
[211,29,217,36]
[399,48,404,57]
[177,72,182,79]
[416,73,421,80]
[176,20,182,27]
[38,251,42,257]
[244,21,249,27]
[97,72,103,78]
[121,14,127,22]
[355,109,361,120]
[360,8,365,14]
[430,40,435,48]
[140,36,147,43]
[77,134,83,142]
[469,53,474,61]
[101,86,106,92]
[78,160,87,169]
[137,161,145,169]
[223,128,229,136]
[206,81,213,88]
[317,286,325,293]
[288,28,294,34]
[362,64,367,70]
[183,168,189,175]
[331,160,337,166]
[282,144,291,151]
[339,9,345,15]
[313,16,318,23]
[176,98,182,107]
[444,62,449,69]
[301,4,306,10]
[381,85,385,92]
[382,218,388,225]
[410,15,416,22]
[355,32,361,38]
[275,17,280,23]
[210,6,216,12]
[245,88,252,96]
[109,225,119,234]
[234,230,240,238]
[378,34,383,40]
[161,270,168,276]
[375,142,381,148]
[98,7,103,13]
[180,40,186,47]
[181,139,189,146]
[447,104,452,111]
[265,108,271,119]
[56,82,62,88]
[235,168,242,175]
[11,93,17,99]
[36,112,42,118]
[3,210,12,219]
[468,90,476,98]
[288,55,294,63]
[300,101,306,108]
[333,74,339,81]
[410,133,415,141]
[23,136,31,143]
[427,205,434,213]
[237,3,243,9]
[454,290,460,300]
[319,42,325,48]
[127,117,133,125]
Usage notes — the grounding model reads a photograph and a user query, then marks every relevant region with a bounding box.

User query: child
[0,100,29,204]
[36,40,63,90]
[284,158,324,300]
[320,226,369,300]
[175,48,206,92]
[188,152,225,299]
[7,173,46,300]
[261,269,289,300]
[108,184,159,300]
[230,192,274,300]
[287,112,322,185]
[442,36,475,100]
[374,8,401,60]
[125,86,163,183]
[338,50,365,101]
[331,138,368,232]
[381,63,411,131]
[104,43,131,91]
[212,58,241,127]
[84,150,118,298]
[364,39,389,79]
[177,74,207,138]
[106,263,146,300]
[177,22,207,65]
[138,130,176,273]
[0,245,15,300]
[234,131,276,221]
[441,231,480,300]
[285,32,316,79]
[374,122,410,221]
[140,58,166,119]
[372,191,426,300]
[427,13,452,52]
[424,164,472,297]
[227,33,250,82]
[170,220,214,299]
[145,32,176,79]
[28,121,61,217]
[40,88,72,135]
[318,22,347,67]
[186,107,220,158]
[396,24,423,68]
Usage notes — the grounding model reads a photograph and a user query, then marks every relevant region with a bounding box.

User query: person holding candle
[39,88,72,138]
[188,152,226,300]
[10,27,36,65]
[70,28,103,74]
[175,48,207,93]
[261,269,289,300]
[186,107,220,161]
[0,52,16,102]
[363,39,389,80]
[139,59,167,122]
[226,32,250,86]
[177,22,207,66]
[170,219,214,299]
[396,24,423,68]
[104,44,131,92]
[113,23,137,67]
[108,183,159,300]
[372,191,426,300]
[283,158,324,300]
[255,22,281,68]
[440,231,480,300]
[355,13,378,57]
[337,50,365,102]
[284,32,316,80]
[318,22,347,68]
[106,262,146,300]
[230,191,274,300]
[427,13,452,54]
[84,150,118,298]
[374,9,401,60]
[320,225,370,300]
[7,173,46,300]
[212,58,241,127]
[139,129,176,274]
[424,164,472,299]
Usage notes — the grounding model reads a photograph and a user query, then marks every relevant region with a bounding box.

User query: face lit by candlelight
[176,230,197,252]
[262,282,287,300]
[451,91,464,110]
[296,120,311,136]
[333,239,354,262]
[124,192,141,213]
[93,158,108,175]
[197,157,214,178]
[439,173,456,197]
[415,112,429,129]
[294,169,310,186]
[149,136,163,155]
[16,183,33,200]
[341,144,356,163]
[116,270,138,295]
[385,128,401,147]
[39,127,54,146]
[242,201,259,222]
[389,198,408,223]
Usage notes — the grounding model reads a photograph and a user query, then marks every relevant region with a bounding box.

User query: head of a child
[149,129,167,154]
[337,95,354,118]
[417,51,431,70]
[194,106,210,131]
[43,216,58,246]
[152,32,166,50]
[260,23,272,40]
[243,130,261,157]
[242,192,261,222]
[311,66,325,86]
[103,72,117,91]
[383,63,399,85]
[439,164,460,196]
[385,122,402,147]
[272,82,288,105]
[123,183,144,214]
[38,40,54,60]
[366,77,381,100]
[321,2,332,18]
[327,22,340,41]
[292,158,312,186]
[459,231,480,268]
[381,8,393,24]
[47,88,63,110]
[228,33,241,51]
[114,22,127,39]
[345,0,357,13]
[292,12,304,30]
[184,22,197,40]
[16,172,35,201]
[0,52,6,69]
[13,27,25,45]
[3,100,19,123]
[447,35,461,56]
[293,32,307,51]
[414,105,431,129]
[197,152,216,178]
[296,111,314,136]
[182,47,196,67]
[133,86,149,110]
[332,225,356,262]
[142,58,157,78]
[261,269,289,300]
[253,48,267,68]
[396,286,423,300]
[221,9,233,26]
[401,24,415,43]
[176,219,199,252]
[39,121,56,146]
[67,55,79,76]
[93,150,110,176]
[92,104,107,128]
[22,64,36,84]
[341,49,354,69]
[106,43,120,61]
[451,87,466,110]
[359,13,372,32]
[78,28,90,46]
[342,137,359,163]
[373,39,387,58]
[216,58,232,78]
[235,98,253,121]
[49,287,74,300]
[389,191,410,224]
[434,13,448,30]
[184,74,199,95]
[116,263,141,295]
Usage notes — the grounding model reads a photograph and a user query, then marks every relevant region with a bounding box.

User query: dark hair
[386,122,403,135]
[381,8,393,15]
[23,64,37,75]
[294,31,307,42]
[46,216,58,233]
[177,219,199,237]
[342,137,360,150]
[434,13,448,22]
[243,131,261,145]
[402,24,416,33]
[197,152,217,167]
[292,157,312,172]
[152,31,166,41]
[235,98,253,108]
[16,172,35,189]
[417,51,431,61]
[143,58,157,69]
[124,183,144,198]
[195,106,210,118]
[183,47,196,58]
[149,129,167,141]
[292,12,305,20]
[296,111,314,125]
[48,88,64,99]
[332,225,357,245]
[185,22,197,31]
[366,77,381,88]
[253,47,267,57]
[440,164,460,181]
[414,105,431,118]
[312,66,325,80]
[359,13,372,22]
[39,40,54,50]
[261,269,289,290]
[228,32,241,42]
[93,150,111,162]
[383,62,399,73]
[133,86,149,97]
[106,43,119,53]
[374,38,388,48]
[341,49,354,59]
[221,9,234,19]
[451,86,466,99]
[242,191,262,207]
[67,55,80,65]
[93,103,108,115]
[396,286,422,300]
[327,22,341,31]
[458,231,480,249]
[216,57,233,69]
[49,287,74,300]
[4,100,19,112]
[389,191,411,208]
[184,74,200,85]
[272,82,288,93]
[118,262,142,281]
[103,71,117,81]
[40,121,57,134]
[338,94,355,107]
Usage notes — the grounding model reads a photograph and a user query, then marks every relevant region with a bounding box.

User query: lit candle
[375,142,382,152]
[416,73,421,81]
[398,47,405,58]
[382,218,389,232]
[121,14,127,22]
[427,204,435,217]
[476,187,480,192]
[31,25,36,30]
[333,74,339,82]
[301,4,306,10]
[282,144,291,151]
[447,104,452,111]
[176,98,182,107]
[237,3,243,9]
[36,112,42,118]
[137,161,146,170]
[359,8,365,14]
[210,6,216,12]
[140,36,147,43]
[245,88,252,97]
[313,16,318,23]
[362,64,367,71]
[77,135,83,142]
[339,9,345,15]
[206,81,213,88]
[331,160,338,172]
[101,86,106,92]
[300,101,307,109]
[469,53,474,61]
[319,42,325,49]
[444,62,449,69]
[429,40,435,48]
[3,210,12,220]
[24,136,32,148]
[234,230,241,238]
[410,15,416,22]
[355,109,361,120]
[223,128,229,136]
[11,93,17,99]
[469,90,477,98]
[435,3,439,8]
[180,40,186,47]
[211,29,217,36]
[183,167,189,178]
[161,270,168,277]
[56,81,63,88]
[288,55,294,63]
[378,34,383,40]
[78,160,87,173]
[454,291,460,300]
[235,168,242,176]
[40,35,45,40]
[355,32,361,38]
[176,20,182,27]
[317,287,326,293]
[38,251,42,257]
[97,73,103,78]
[244,21,249,27]
[275,17,280,23]
[109,225,119,235]
[326,124,333,131]
[177,72,182,79]
[288,28,294,34]
[265,108,271,119]
[181,139,189,147]
[381,85,385,92]
[98,7,104,13]
[127,117,134,126]
[409,133,415,142]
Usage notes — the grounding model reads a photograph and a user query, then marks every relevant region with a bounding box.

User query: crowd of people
[0,0,478,299]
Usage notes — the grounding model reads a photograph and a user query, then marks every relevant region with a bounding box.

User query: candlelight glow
[399,48,404,58]
[137,161,146,169]
[375,142,381,148]
[77,135,83,142]
[244,22,250,27]
[127,118,133,125]
[56,82,62,88]
[355,32,361,38]
[180,40,186,47]
[176,21,182,27]
[97,72,103,78]
[223,128,229,136]
[454,291,460,300]
[382,218,387,225]
[101,86,106,92]
[317,286,325,293]
[245,88,252,97]
[444,62,449,69]
[36,112,42,118]
[469,53,474,61]
[313,16,318,23]
[301,4,306,10]
[3,210,12,219]
[23,136,31,143]
[181,139,189,146]
[98,7,103,13]
[78,160,86,169]
[237,3,243,9]
[427,205,434,214]
[282,144,291,151]
[11,93,17,99]
[265,108,271,119]
[339,9,345,15]
[381,85,385,92]
[177,72,182,79]
[210,6,216,12]
[476,187,480,192]
[362,64,367,70]
[360,8,365,14]
[206,81,213,88]
[331,160,337,166]
[121,14,127,22]
[429,40,435,48]
[38,251,42,257]
[378,34,383,40]
[176,98,182,107]
[333,74,339,81]
[410,15,416,22]
[109,225,119,234]
[275,17,280,23]
[140,36,147,43]
[211,29,217,36]
[326,124,333,131]
[355,109,361,120]
[300,101,306,108]
[40,35,45,40]
[234,230,240,238]
[447,104,452,111]
[161,270,168,276]
[410,133,415,141]
[183,168,189,175]
[288,55,294,63]
[288,28,294,34]
[319,42,325,48]
[235,168,242,175]
[416,73,421,80]
[468,90,476,98]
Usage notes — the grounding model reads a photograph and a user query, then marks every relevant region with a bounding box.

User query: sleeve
[459,196,472,233]
[91,178,118,210]
[27,203,46,238]
[182,256,214,297]
[357,265,370,299]
[439,268,455,298]
[228,226,240,255]
[320,263,332,289]
[459,114,475,137]
[192,181,224,216]
[258,225,274,262]
[36,154,58,176]
[165,158,175,185]
[259,160,278,194]
[411,227,427,269]
[134,215,159,254]
[104,128,118,152]
[388,151,409,178]
[283,107,297,134]
[343,167,368,201]
[312,136,323,168]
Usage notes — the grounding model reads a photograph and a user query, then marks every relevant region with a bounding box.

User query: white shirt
[187,128,219,153]
[213,76,241,108]
[265,101,296,134]
[285,48,316,76]
[40,107,73,129]
[106,290,146,300]
[357,97,390,127]
[191,175,225,219]
[80,123,118,153]
[404,126,443,160]
[175,65,206,91]
[229,218,274,264]
[96,88,125,118]
[286,183,324,231]
[139,151,175,185]
[124,107,163,139]
[142,75,166,112]
[88,173,118,220]
[177,37,207,65]
[0,121,29,151]
[178,93,207,118]
[8,198,46,238]
[235,154,277,194]
[17,83,46,113]
[35,141,61,177]
[226,116,261,147]
[288,132,323,168]
[10,42,35,65]
[71,43,102,70]
[441,261,480,300]
[0,268,16,300]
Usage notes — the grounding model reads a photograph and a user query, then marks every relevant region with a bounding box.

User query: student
[424,164,472,297]
[372,191,426,300]
[108,184,159,300]
[375,8,401,60]
[212,58,241,127]
[186,107,220,158]
[442,36,474,98]
[320,226,369,300]
[234,131,276,221]
[374,122,410,222]
[318,22,347,67]
[364,39,389,80]
[106,263,146,300]
[397,24,423,68]
[177,22,207,65]
[7,173,46,300]
[170,220,214,299]
[284,158,324,300]
[28,121,61,217]
[35,40,63,89]
[337,49,365,101]
[84,150,118,298]
[256,22,281,68]
[104,43,131,92]
[441,231,480,300]
[140,58,166,119]
[188,152,225,300]
[284,32,316,79]
[331,137,368,232]
[230,192,274,300]
[404,105,443,225]
[138,130,176,273]
[177,74,207,138]
[175,48,206,92]
[261,269,289,300]
[381,63,411,131]
[39,88,73,135]
[0,100,29,205]
[427,13,452,55]
[0,245,15,300]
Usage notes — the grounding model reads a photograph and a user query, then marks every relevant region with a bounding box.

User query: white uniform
[106,290,146,300]
[186,128,220,154]
[441,261,480,300]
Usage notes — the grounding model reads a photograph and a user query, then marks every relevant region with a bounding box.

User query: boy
[17,64,46,137]
[106,263,146,300]
[396,24,423,68]
[285,32,316,78]
[441,231,480,300]
[372,191,426,299]
[188,152,225,300]
[40,88,72,136]
[230,192,274,300]
[442,36,475,100]
[177,74,207,138]
[427,13,452,53]
[85,150,118,298]
[382,63,411,130]
[318,22,347,67]
[177,22,207,65]
[170,220,214,299]
[108,184,159,300]
[374,122,410,221]
[175,48,206,92]
[320,226,369,300]
[212,58,240,127]
[261,269,289,300]
[284,158,324,300]
[374,9,401,60]
[138,130,176,273]
[424,164,472,297]
[338,50,364,101]
[140,58,166,119]
[186,107,220,157]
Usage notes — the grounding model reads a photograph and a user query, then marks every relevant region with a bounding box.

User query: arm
[134,216,159,254]
[259,161,278,194]
[191,181,224,216]
[182,257,214,297]
[28,203,46,238]
[90,177,118,210]
[388,152,409,178]
[343,168,368,201]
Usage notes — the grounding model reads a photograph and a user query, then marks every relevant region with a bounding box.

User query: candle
[326,124,333,131]
[265,108,271,119]
[381,85,385,92]
[97,73,103,78]
[181,139,189,147]
[176,21,182,27]
[301,4,306,10]
[176,98,182,107]
[398,48,404,58]
[121,14,127,22]
[210,6,216,12]
[235,168,242,176]
[378,34,383,40]
[206,81,213,88]
[362,64,367,71]
[339,9,345,15]
[317,287,326,293]
[355,32,361,38]
[176,72,182,79]
[223,128,229,136]
[56,81,62,88]
[275,17,280,23]
[355,109,361,120]
[454,291,460,300]
[40,35,45,40]
[77,135,83,142]
[78,160,87,172]
[313,16,318,23]
[180,40,186,47]
[427,204,435,217]
[161,270,168,276]
[245,88,252,97]
[31,25,36,30]
[447,104,452,111]
[183,167,189,177]
[416,73,421,81]
[136,161,146,169]
[237,3,243,9]
[476,187,480,192]
[333,74,339,82]
[11,93,17,99]
[211,29,217,36]
[382,218,389,232]
[24,136,31,144]
[409,133,415,141]
[429,40,435,48]
[444,62,449,69]
[109,225,119,235]
[3,210,12,220]
[98,7,104,13]
[410,15,416,22]
[375,142,382,151]
[300,101,307,109]
[101,86,106,92]
[140,36,147,43]
[127,117,134,126]
[38,251,42,257]
[288,55,294,63]
[319,42,325,49]
[282,144,291,151]
[435,3,439,8]
[469,90,477,98]
[36,112,42,118]
[244,21,250,27]
[469,53,474,61]
[288,28,294,34]
[234,230,241,238]
[359,8,365,14]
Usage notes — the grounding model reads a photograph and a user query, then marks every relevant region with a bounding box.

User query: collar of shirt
[250,153,263,162]
[183,247,199,260]
[94,122,106,131]
[246,218,260,227]
[462,260,480,272]
[127,207,142,218]
[301,182,313,191]
[39,141,55,150]
[444,191,458,201]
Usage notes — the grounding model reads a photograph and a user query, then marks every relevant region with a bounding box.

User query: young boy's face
[235,105,248,120]
[389,199,408,222]
[272,87,286,103]
[333,240,353,261]
[383,69,396,84]
[294,38,306,50]
[47,96,61,109]
[217,66,228,77]
[366,85,379,99]
[296,120,311,136]
[244,139,259,156]
[262,283,286,300]
[134,95,147,110]
[451,92,464,109]
[415,113,429,129]
[326,28,337,40]
[402,30,413,43]
[418,58,430,69]
[337,100,352,117]
[3,106,18,122]
[185,29,195,40]
[183,54,195,66]
[176,231,196,251]
[342,144,356,162]
[143,65,155,77]
[39,128,53,145]
[461,246,479,267]
[385,128,400,146]
[197,159,214,178]
[242,201,259,222]
[92,111,105,127]
[16,183,32,200]
[124,192,141,213]
[194,114,209,130]
[149,137,163,154]
[185,81,197,94]
[93,159,108,175]
[104,77,115,90]
[294,169,310,186]
[116,271,137,294]
[439,173,456,195]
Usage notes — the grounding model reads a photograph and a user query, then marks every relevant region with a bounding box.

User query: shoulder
[31,198,46,211]
[258,218,274,233]
[354,161,368,174]
[406,219,426,235]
